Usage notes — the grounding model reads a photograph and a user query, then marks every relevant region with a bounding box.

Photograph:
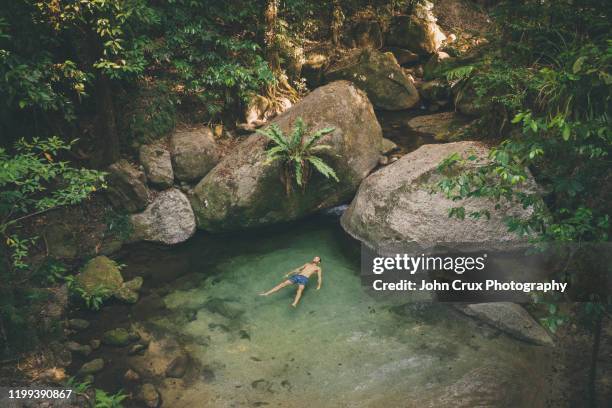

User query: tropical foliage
[258,117,338,195]
[0,137,105,354]
[433,0,611,334]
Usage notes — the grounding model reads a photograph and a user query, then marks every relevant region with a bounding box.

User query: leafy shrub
[0,137,105,355]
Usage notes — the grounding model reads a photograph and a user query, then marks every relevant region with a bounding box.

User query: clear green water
[81,215,549,407]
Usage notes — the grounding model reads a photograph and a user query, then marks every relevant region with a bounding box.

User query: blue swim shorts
[289,275,309,285]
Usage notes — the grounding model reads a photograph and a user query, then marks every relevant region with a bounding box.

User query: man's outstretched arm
[316,268,322,290]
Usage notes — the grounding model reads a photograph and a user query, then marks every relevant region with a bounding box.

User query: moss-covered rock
[76,256,124,297]
[325,49,420,110]
[191,81,383,232]
[79,358,105,375]
[102,328,139,347]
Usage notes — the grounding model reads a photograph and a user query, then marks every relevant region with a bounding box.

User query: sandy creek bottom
[73,214,551,407]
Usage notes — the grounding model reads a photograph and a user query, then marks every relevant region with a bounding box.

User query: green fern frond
[307,156,339,182]
[290,117,306,148]
[304,126,335,150]
[309,144,334,153]
[445,65,475,82]
[257,124,288,148]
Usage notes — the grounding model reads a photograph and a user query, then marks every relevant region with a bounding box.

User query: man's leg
[291,285,305,307]
[260,280,292,296]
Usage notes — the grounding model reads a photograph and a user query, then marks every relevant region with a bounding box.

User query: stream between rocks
[69,211,552,407]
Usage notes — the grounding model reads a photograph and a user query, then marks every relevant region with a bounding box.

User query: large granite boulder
[325,49,420,110]
[386,1,446,55]
[191,81,383,232]
[130,188,196,245]
[105,160,150,213]
[170,127,221,182]
[139,144,174,189]
[341,142,538,251]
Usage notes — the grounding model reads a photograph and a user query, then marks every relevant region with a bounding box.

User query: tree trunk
[330,0,343,46]
[93,73,120,167]
[264,0,280,74]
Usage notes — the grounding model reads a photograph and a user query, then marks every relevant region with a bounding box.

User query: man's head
[313,256,321,265]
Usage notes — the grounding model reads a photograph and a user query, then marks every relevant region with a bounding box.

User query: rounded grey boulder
[325,49,420,110]
[171,127,221,182]
[191,81,383,232]
[139,144,174,188]
[341,141,538,252]
[130,188,196,245]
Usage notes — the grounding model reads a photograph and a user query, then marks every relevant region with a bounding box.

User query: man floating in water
[259,256,322,307]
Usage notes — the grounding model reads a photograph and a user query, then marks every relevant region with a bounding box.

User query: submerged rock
[115,277,144,304]
[191,81,382,232]
[66,341,92,357]
[325,49,420,110]
[459,302,554,346]
[79,358,105,375]
[165,355,189,378]
[406,111,469,142]
[106,159,150,213]
[68,318,90,331]
[76,256,123,297]
[386,1,446,55]
[130,188,196,245]
[102,328,139,347]
[171,127,221,182]
[139,144,174,189]
[341,142,538,251]
[204,298,244,320]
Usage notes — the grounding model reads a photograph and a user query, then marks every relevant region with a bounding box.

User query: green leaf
[562,125,571,141]
[572,56,586,74]
[306,156,339,182]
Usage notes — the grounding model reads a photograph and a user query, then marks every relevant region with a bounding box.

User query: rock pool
[73,214,552,407]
